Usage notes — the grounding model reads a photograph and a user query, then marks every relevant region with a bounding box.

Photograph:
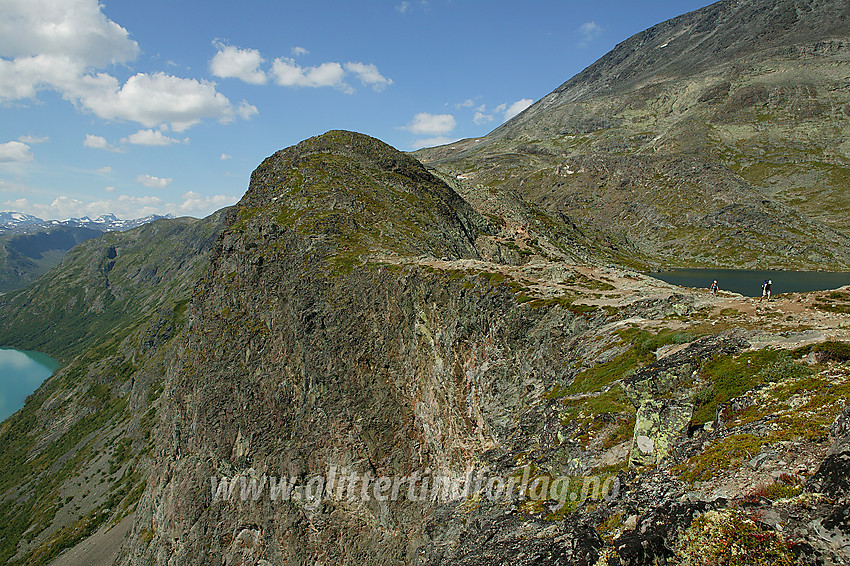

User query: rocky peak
[495,0,850,138]
[233,130,488,263]
[415,0,850,270]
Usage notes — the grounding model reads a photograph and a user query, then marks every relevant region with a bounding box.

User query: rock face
[628,400,692,468]
[115,131,594,564]
[415,0,850,270]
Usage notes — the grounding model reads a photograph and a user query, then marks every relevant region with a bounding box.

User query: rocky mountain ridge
[415,0,850,270]
[0,131,848,566]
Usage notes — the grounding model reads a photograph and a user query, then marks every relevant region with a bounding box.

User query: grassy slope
[0,212,226,565]
[0,227,103,293]
[415,10,850,270]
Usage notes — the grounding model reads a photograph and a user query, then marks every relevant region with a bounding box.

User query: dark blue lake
[0,348,59,422]
[647,269,850,298]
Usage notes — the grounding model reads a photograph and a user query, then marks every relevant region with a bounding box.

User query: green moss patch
[676,434,768,484]
[691,348,811,424]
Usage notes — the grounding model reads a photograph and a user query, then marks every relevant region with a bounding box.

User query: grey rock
[629,399,693,468]
[829,405,850,456]
[623,331,748,408]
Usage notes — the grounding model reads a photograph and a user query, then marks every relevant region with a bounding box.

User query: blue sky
[1,0,712,220]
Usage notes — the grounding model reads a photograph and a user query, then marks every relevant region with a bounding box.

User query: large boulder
[806,407,850,498]
[622,332,749,408]
[629,399,693,468]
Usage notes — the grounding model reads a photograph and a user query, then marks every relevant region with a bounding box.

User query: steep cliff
[110,132,850,565]
[0,212,228,565]
[118,131,583,563]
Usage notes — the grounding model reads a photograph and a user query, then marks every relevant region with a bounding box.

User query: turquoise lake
[647,269,850,298]
[0,348,59,422]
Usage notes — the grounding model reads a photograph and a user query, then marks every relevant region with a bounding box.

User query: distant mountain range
[0,211,174,234]
[0,212,175,292]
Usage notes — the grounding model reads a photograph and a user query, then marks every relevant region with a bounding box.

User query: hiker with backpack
[761,279,772,301]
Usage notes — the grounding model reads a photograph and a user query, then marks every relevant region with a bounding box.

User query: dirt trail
[374,255,850,350]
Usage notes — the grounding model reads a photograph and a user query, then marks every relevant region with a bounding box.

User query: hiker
[710,280,719,294]
[761,279,772,301]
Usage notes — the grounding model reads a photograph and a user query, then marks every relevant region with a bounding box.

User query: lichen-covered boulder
[622,332,748,408]
[829,404,850,455]
[628,400,693,467]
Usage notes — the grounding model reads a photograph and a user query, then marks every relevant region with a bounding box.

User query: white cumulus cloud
[83,134,122,152]
[220,153,232,160]
[210,42,267,84]
[405,112,456,135]
[123,129,181,146]
[136,174,172,188]
[272,58,348,90]
[0,0,244,131]
[344,62,392,91]
[0,141,34,162]
[503,98,533,121]
[270,58,392,94]
[79,72,236,132]
[0,0,139,67]
[292,47,309,57]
